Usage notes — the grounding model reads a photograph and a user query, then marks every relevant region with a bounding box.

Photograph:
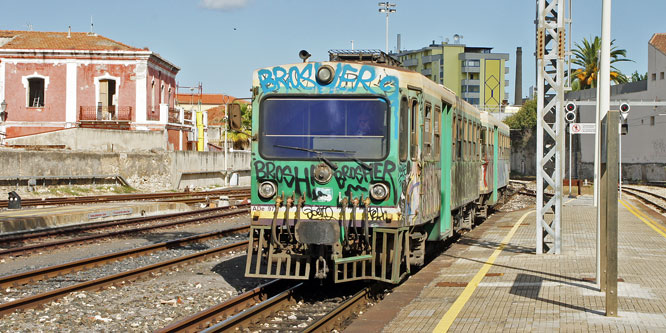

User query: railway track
[0,205,249,258]
[621,186,666,214]
[0,234,249,318]
[160,280,378,332]
[0,187,250,208]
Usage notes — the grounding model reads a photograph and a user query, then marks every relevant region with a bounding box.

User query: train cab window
[259,96,389,160]
[410,99,419,161]
[434,106,441,158]
[399,97,408,161]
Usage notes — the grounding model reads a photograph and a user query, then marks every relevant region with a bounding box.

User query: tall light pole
[378,2,396,54]
[0,100,7,146]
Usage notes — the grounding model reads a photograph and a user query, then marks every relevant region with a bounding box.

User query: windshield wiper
[274,144,338,170]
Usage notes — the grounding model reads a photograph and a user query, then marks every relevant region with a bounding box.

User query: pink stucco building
[0,29,193,149]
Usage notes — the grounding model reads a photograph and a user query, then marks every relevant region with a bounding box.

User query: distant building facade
[397,42,510,112]
[0,29,201,151]
[565,33,666,182]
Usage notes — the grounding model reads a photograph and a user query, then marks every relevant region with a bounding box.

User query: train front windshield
[259,97,388,160]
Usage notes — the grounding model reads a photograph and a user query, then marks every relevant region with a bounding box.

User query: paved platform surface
[347,195,666,332]
[0,201,190,233]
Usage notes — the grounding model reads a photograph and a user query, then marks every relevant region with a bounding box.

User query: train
[242,50,510,284]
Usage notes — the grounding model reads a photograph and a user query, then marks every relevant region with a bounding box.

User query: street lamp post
[378,2,396,54]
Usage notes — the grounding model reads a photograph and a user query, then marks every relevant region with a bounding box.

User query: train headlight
[370,183,389,201]
[314,163,333,184]
[316,65,335,85]
[258,181,277,199]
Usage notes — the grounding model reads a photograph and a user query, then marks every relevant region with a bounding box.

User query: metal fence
[79,106,132,121]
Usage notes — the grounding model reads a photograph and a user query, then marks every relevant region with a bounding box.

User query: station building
[566,33,666,182]
[0,29,202,151]
[396,42,510,113]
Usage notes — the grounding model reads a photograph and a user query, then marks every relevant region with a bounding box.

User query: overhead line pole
[536,0,566,254]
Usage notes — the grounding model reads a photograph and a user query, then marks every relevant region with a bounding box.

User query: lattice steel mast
[536,0,567,254]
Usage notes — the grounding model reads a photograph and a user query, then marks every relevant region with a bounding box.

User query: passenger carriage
[243,50,509,283]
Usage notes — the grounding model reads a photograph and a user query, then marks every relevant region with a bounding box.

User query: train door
[405,95,421,225]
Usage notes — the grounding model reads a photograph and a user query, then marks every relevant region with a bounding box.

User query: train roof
[480,112,510,134]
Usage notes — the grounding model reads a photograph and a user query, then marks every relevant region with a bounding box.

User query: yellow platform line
[620,200,666,239]
[433,210,534,333]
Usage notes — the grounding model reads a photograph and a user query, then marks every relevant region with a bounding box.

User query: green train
[243,51,510,283]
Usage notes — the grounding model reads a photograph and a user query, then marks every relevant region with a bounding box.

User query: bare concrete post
[514,47,522,105]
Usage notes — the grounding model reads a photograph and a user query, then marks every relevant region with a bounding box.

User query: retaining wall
[0,149,251,189]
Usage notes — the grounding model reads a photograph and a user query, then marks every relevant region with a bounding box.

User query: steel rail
[0,239,249,318]
[0,207,249,258]
[0,187,250,208]
[0,225,249,289]
[303,286,372,332]
[201,283,304,332]
[621,188,666,213]
[0,204,248,244]
[155,279,297,333]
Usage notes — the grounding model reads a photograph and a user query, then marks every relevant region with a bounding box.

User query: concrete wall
[7,128,167,152]
[0,149,251,189]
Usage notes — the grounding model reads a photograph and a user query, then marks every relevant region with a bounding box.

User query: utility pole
[378,2,396,54]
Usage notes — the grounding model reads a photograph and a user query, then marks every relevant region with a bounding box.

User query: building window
[463,85,480,93]
[28,78,45,107]
[661,72,665,80]
[651,116,655,126]
[465,98,480,105]
[652,73,657,81]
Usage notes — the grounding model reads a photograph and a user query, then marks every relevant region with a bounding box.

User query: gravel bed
[0,233,247,304]
[0,251,270,332]
[0,215,249,277]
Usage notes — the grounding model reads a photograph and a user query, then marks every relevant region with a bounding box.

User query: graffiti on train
[253,160,398,203]
[258,63,398,95]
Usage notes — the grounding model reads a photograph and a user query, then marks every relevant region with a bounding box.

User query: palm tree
[226,103,252,150]
[571,36,631,90]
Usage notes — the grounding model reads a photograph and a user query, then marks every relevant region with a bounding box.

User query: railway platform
[346,195,666,332]
[0,201,190,233]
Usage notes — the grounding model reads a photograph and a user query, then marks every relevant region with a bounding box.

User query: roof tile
[0,30,141,51]
[649,33,666,56]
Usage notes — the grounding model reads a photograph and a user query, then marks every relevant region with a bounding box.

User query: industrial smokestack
[397,34,401,53]
[515,46,523,105]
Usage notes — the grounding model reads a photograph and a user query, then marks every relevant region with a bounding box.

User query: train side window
[481,127,487,159]
[424,103,432,156]
[399,97,408,161]
[457,116,462,160]
[452,115,457,161]
[410,99,419,161]
[465,119,469,161]
[434,106,441,158]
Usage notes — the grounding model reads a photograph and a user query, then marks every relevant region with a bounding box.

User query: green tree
[630,70,647,82]
[571,36,632,90]
[503,99,536,148]
[504,99,536,130]
[227,103,252,150]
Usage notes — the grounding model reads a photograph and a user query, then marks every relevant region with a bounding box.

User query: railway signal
[565,102,577,123]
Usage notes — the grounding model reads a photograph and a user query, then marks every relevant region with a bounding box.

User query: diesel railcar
[245,51,509,284]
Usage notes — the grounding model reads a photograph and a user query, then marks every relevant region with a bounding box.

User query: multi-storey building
[0,29,204,151]
[397,42,510,112]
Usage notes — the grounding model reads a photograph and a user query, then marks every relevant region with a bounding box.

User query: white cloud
[200,0,251,11]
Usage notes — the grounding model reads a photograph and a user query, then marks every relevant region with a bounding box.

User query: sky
[2,0,665,100]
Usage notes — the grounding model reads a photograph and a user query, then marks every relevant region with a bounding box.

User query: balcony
[78,106,132,130]
[421,54,442,63]
[147,106,160,121]
[402,58,418,67]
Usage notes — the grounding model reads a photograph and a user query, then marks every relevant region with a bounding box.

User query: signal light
[620,102,630,121]
[565,102,576,123]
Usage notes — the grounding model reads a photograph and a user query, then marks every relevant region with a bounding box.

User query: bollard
[8,191,21,209]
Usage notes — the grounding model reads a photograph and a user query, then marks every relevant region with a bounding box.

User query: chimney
[67,26,71,38]
[397,34,401,53]
[514,47,523,105]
